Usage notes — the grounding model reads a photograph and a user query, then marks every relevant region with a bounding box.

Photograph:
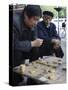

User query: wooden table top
[13,56,66,84]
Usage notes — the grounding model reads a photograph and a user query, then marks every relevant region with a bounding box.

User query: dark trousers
[53,46,64,58]
[39,42,64,58]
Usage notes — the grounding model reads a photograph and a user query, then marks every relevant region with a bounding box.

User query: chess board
[13,56,66,84]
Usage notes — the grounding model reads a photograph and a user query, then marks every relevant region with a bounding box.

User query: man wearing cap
[10,5,43,86]
[37,11,64,58]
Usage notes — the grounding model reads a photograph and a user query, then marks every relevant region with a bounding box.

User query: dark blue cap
[43,11,54,17]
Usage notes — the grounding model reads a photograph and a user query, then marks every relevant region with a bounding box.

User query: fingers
[31,39,43,47]
[51,39,60,45]
[36,39,43,46]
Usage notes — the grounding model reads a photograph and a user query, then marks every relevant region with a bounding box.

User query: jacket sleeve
[51,24,61,40]
[37,24,51,42]
[12,26,32,52]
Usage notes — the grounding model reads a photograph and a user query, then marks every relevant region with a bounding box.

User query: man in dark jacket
[37,11,64,58]
[10,5,43,86]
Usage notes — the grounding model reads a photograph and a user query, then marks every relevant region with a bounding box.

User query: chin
[30,25,34,29]
[28,26,33,29]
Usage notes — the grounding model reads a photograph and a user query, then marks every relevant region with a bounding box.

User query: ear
[24,12,29,20]
[43,15,45,20]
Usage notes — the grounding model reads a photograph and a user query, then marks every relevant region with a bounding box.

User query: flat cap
[43,11,54,17]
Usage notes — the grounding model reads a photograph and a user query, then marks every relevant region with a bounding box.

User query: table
[13,56,66,84]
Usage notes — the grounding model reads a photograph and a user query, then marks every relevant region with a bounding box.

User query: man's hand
[31,39,43,47]
[51,39,60,49]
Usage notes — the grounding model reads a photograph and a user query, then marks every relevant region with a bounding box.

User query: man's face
[43,15,53,25]
[24,14,40,28]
